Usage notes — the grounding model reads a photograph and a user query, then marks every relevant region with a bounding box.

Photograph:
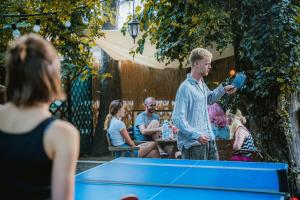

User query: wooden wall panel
[120,56,234,109]
[120,61,189,109]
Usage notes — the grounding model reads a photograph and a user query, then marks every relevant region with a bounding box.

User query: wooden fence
[119,56,234,110]
[120,61,188,110]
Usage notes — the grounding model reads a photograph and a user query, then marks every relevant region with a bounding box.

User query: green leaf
[277,77,285,83]
[135,5,142,13]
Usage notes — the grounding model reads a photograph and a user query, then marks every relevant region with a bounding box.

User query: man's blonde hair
[189,48,212,67]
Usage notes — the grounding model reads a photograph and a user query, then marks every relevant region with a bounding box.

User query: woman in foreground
[0,34,80,200]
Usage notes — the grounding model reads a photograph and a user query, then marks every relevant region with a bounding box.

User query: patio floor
[76,155,114,174]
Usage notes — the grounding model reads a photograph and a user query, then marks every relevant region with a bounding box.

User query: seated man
[134,97,162,141]
[134,97,177,157]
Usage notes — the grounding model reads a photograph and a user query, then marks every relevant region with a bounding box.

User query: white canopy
[94,30,234,69]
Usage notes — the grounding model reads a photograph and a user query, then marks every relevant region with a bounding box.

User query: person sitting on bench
[134,97,162,142]
[228,109,258,162]
[104,100,160,158]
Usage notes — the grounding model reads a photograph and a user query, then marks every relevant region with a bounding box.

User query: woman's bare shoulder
[44,119,79,158]
[48,119,79,139]
[236,125,249,136]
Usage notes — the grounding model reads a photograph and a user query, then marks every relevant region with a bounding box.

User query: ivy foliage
[238,0,300,97]
[123,0,234,66]
[0,0,116,85]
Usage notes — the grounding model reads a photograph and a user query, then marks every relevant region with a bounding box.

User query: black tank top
[0,117,55,200]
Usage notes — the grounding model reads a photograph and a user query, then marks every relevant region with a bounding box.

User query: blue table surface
[75,158,288,200]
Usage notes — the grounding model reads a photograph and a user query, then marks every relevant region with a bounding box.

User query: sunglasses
[147,104,156,107]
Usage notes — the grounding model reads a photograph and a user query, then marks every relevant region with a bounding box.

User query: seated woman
[104,100,160,158]
[208,103,230,140]
[228,109,258,162]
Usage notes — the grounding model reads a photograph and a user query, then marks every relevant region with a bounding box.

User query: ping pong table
[75,157,289,200]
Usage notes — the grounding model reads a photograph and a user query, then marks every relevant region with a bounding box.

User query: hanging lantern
[127,0,140,43]
[128,17,139,43]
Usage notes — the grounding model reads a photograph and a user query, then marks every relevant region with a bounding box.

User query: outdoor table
[75,157,289,200]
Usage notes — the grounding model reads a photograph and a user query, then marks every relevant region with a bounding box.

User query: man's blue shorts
[114,144,139,158]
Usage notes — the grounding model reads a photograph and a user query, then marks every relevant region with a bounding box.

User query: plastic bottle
[162,120,169,140]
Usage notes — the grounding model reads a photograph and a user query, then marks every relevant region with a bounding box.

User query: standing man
[134,97,162,141]
[172,48,236,160]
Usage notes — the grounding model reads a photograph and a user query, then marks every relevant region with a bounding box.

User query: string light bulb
[82,15,89,25]
[65,20,71,28]
[229,68,236,77]
[11,24,21,39]
[33,19,41,32]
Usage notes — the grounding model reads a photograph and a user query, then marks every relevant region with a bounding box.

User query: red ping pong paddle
[120,194,139,200]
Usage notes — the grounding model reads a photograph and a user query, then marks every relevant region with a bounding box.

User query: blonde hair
[227,109,247,138]
[104,100,123,130]
[189,48,212,67]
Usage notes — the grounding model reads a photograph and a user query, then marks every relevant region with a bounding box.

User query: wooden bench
[216,139,263,161]
[216,139,234,161]
[105,130,139,158]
